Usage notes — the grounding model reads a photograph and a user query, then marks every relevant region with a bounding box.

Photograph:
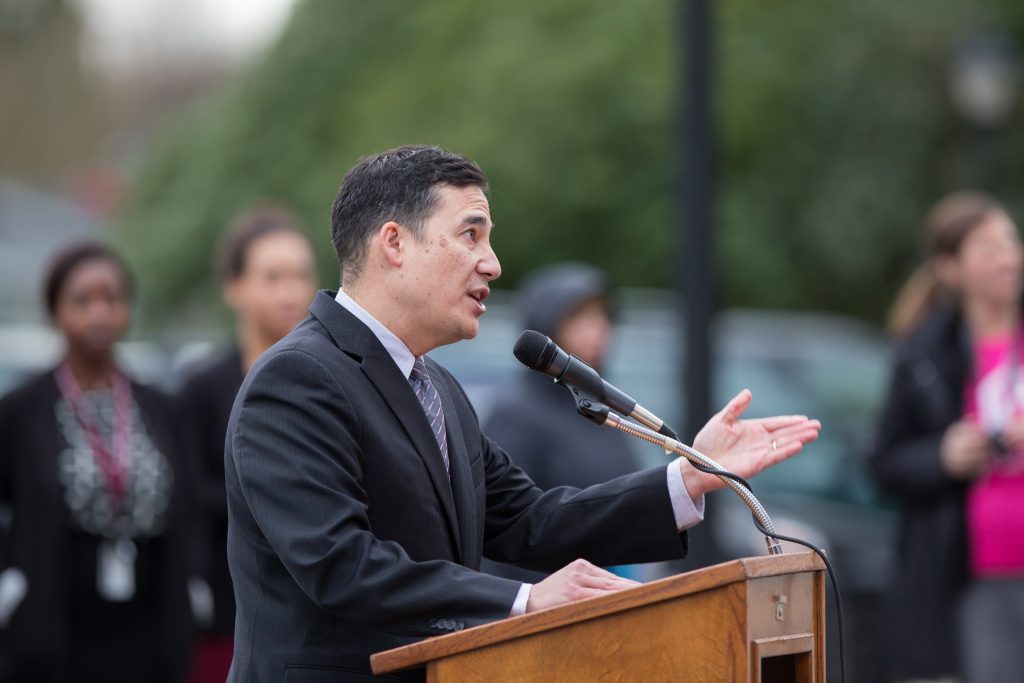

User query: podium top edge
[371,552,824,674]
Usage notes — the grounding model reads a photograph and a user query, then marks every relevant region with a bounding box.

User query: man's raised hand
[682,389,821,498]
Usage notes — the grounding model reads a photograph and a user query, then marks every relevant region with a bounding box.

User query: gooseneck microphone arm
[513,329,784,556]
[578,399,784,556]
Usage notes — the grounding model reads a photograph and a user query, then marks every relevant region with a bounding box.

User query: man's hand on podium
[683,389,822,499]
[525,559,640,613]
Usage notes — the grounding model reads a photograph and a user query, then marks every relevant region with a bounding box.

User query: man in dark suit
[224,145,821,682]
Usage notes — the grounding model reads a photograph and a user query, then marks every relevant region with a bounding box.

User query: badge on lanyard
[98,536,137,602]
[55,362,137,601]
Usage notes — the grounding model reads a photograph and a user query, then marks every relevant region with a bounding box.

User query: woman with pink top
[872,191,1024,683]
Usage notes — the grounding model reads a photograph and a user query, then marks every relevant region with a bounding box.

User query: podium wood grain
[372,553,826,683]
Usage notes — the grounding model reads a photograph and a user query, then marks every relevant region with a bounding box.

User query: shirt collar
[334,289,416,379]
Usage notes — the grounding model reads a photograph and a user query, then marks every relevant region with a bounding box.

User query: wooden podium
[372,552,826,682]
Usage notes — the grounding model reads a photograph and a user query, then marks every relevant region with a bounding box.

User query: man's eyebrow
[462,215,491,227]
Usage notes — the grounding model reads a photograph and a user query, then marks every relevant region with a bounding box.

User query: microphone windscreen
[513,330,552,370]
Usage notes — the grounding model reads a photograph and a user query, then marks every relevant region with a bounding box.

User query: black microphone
[513,330,674,437]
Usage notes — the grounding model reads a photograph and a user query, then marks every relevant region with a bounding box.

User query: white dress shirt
[333,289,704,616]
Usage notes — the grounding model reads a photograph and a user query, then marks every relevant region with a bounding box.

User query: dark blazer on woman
[225,291,690,682]
[0,370,194,683]
[870,304,972,681]
[178,347,246,637]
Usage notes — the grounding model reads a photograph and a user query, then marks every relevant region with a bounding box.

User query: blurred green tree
[115,0,1024,325]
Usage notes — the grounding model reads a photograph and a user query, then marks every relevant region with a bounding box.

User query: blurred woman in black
[871,193,1024,683]
[0,242,193,682]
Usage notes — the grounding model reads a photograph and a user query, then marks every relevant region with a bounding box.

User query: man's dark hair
[44,241,134,317]
[218,204,310,281]
[330,145,489,283]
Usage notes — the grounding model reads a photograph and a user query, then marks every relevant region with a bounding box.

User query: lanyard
[54,362,134,512]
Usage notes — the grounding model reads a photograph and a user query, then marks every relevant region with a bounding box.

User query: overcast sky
[74,0,299,74]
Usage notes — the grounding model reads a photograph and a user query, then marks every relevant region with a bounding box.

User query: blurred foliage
[115,0,1024,325]
[0,0,103,185]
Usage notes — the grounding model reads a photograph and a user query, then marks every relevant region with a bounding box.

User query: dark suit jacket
[225,291,688,682]
[177,346,245,636]
[869,304,974,682]
[481,370,648,583]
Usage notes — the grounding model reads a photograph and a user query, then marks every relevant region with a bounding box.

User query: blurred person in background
[0,242,193,683]
[484,262,645,490]
[482,263,647,582]
[871,192,1024,683]
[177,205,317,683]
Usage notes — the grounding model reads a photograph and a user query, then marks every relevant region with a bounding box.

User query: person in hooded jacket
[482,263,650,581]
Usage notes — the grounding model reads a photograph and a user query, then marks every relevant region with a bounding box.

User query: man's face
[225,231,318,342]
[398,184,501,349]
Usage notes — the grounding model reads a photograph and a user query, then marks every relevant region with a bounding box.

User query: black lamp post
[679,0,716,442]
[674,0,721,574]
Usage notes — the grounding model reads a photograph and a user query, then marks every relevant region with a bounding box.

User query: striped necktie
[409,357,449,473]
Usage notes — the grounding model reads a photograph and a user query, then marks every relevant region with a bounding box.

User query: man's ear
[377,221,405,268]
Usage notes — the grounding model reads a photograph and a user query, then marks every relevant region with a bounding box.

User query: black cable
[686,458,754,492]
[677,454,845,680]
[661,422,844,679]
[630,418,842,677]
[672,456,844,681]
[752,517,847,683]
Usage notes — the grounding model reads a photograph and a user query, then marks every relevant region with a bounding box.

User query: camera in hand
[988,432,1011,459]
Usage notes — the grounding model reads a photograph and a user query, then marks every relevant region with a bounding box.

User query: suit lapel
[359,344,463,560]
[429,364,477,567]
[308,291,463,561]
